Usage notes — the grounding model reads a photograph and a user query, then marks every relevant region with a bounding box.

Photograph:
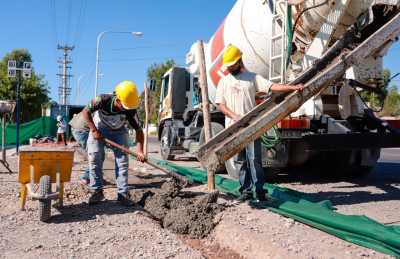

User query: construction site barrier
[0,116,69,145]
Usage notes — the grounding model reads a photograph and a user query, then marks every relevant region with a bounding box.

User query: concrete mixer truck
[154,0,400,180]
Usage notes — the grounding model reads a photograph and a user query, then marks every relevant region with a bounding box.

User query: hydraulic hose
[261,125,281,148]
[290,0,330,40]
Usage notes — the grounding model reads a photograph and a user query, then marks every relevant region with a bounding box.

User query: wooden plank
[144,82,149,157]
[197,40,215,190]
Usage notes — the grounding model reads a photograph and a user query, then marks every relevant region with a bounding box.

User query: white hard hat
[57,116,62,121]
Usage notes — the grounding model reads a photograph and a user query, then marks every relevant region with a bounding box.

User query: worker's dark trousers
[233,138,266,198]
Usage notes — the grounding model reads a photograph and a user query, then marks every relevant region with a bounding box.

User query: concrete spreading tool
[104,138,193,186]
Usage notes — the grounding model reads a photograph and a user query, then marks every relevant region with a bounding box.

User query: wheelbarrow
[18,149,74,222]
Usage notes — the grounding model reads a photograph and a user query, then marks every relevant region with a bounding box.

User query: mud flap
[261,139,290,168]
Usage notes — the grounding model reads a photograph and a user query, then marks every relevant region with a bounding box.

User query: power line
[101,56,186,62]
[66,0,72,45]
[388,46,400,52]
[81,65,96,96]
[50,0,58,74]
[71,0,87,63]
[100,43,194,51]
[76,54,97,100]
[70,0,88,95]
[70,54,96,104]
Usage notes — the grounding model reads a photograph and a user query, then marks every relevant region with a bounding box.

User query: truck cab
[156,66,289,180]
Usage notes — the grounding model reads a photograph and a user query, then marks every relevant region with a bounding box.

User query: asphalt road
[148,136,399,172]
[377,148,400,172]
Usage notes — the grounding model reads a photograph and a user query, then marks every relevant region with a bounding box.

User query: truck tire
[39,175,52,222]
[199,122,227,173]
[263,167,281,180]
[225,158,238,181]
[318,150,373,177]
[160,127,175,160]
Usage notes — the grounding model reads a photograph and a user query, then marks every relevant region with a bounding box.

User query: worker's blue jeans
[233,138,266,198]
[87,127,129,193]
[71,128,104,181]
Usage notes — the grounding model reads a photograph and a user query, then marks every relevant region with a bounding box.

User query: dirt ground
[0,138,398,259]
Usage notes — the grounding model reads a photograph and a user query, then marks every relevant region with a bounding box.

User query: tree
[361,68,390,108]
[383,84,400,117]
[137,90,159,126]
[139,59,177,127]
[42,100,58,116]
[0,49,52,123]
[145,59,176,101]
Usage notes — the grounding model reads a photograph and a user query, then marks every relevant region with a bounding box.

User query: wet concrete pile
[144,180,222,238]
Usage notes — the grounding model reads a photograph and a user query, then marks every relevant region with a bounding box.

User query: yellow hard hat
[115,81,139,110]
[222,46,243,67]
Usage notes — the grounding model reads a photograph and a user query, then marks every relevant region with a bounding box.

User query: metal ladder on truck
[269,0,288,84]
[195,10,400,172]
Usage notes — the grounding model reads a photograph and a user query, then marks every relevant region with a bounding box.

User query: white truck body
[156,0,400,179]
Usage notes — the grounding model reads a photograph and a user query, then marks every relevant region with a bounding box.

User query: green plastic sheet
[135,156,400,258]
[0,116,69,145]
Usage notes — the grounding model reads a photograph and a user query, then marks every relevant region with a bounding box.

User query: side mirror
[149,79,156,92]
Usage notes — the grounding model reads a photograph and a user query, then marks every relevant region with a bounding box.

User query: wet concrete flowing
[143,180,222,239]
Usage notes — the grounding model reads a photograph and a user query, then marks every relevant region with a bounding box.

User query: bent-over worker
[82,81,145,206]
[69,112,108,186]
[215,46,304,205]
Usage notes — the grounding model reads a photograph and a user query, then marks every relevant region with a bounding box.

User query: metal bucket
[29,138,36,146]
[0,100,16,114]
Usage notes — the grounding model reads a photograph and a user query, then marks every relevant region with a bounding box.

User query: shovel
[104,138,193,186]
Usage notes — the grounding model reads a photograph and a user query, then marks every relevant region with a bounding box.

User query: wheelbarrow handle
[103,138,193,185]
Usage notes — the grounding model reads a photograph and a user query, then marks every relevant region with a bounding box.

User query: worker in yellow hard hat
[82,81,145,206]
[216,46,305,205]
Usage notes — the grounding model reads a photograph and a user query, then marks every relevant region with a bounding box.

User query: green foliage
[383,84,400,117]
[361,68,390,108]
[139,59,177,127]
[137,89,159,127]
[42,100,58,115]
[145,59,176,101]
[0,49,52,123]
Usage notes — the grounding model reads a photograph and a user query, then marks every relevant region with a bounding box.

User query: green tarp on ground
[0,116,69,145]
[135,157,400,258]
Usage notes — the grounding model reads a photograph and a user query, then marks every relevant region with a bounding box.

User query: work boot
[89,190,105,204]
[233,193,253,204]
[257,195,273,205]
[117,192,136,206]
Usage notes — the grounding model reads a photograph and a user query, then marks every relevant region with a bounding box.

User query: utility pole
[57,45,74,105]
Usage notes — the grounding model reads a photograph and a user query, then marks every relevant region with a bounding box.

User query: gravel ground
[128,137,399,259]
[0,138,398,259]
[0,144,204,259]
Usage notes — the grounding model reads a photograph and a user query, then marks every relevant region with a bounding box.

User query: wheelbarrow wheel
[39,175,52,222]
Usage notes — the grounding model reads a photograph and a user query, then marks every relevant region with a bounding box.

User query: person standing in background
[56,115,67,146]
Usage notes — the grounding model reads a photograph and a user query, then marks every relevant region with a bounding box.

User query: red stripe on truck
[211,19,226,63]
[278,119,310,129]
[386,120,400,129]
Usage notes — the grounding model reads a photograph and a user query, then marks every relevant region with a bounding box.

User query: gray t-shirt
[69,112,90,134]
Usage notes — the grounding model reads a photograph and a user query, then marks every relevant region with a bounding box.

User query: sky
[1,0,400,108]
[0,0,235,106]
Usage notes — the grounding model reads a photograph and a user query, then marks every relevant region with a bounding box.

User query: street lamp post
[95,31,142,97]
[78,74,104,105]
